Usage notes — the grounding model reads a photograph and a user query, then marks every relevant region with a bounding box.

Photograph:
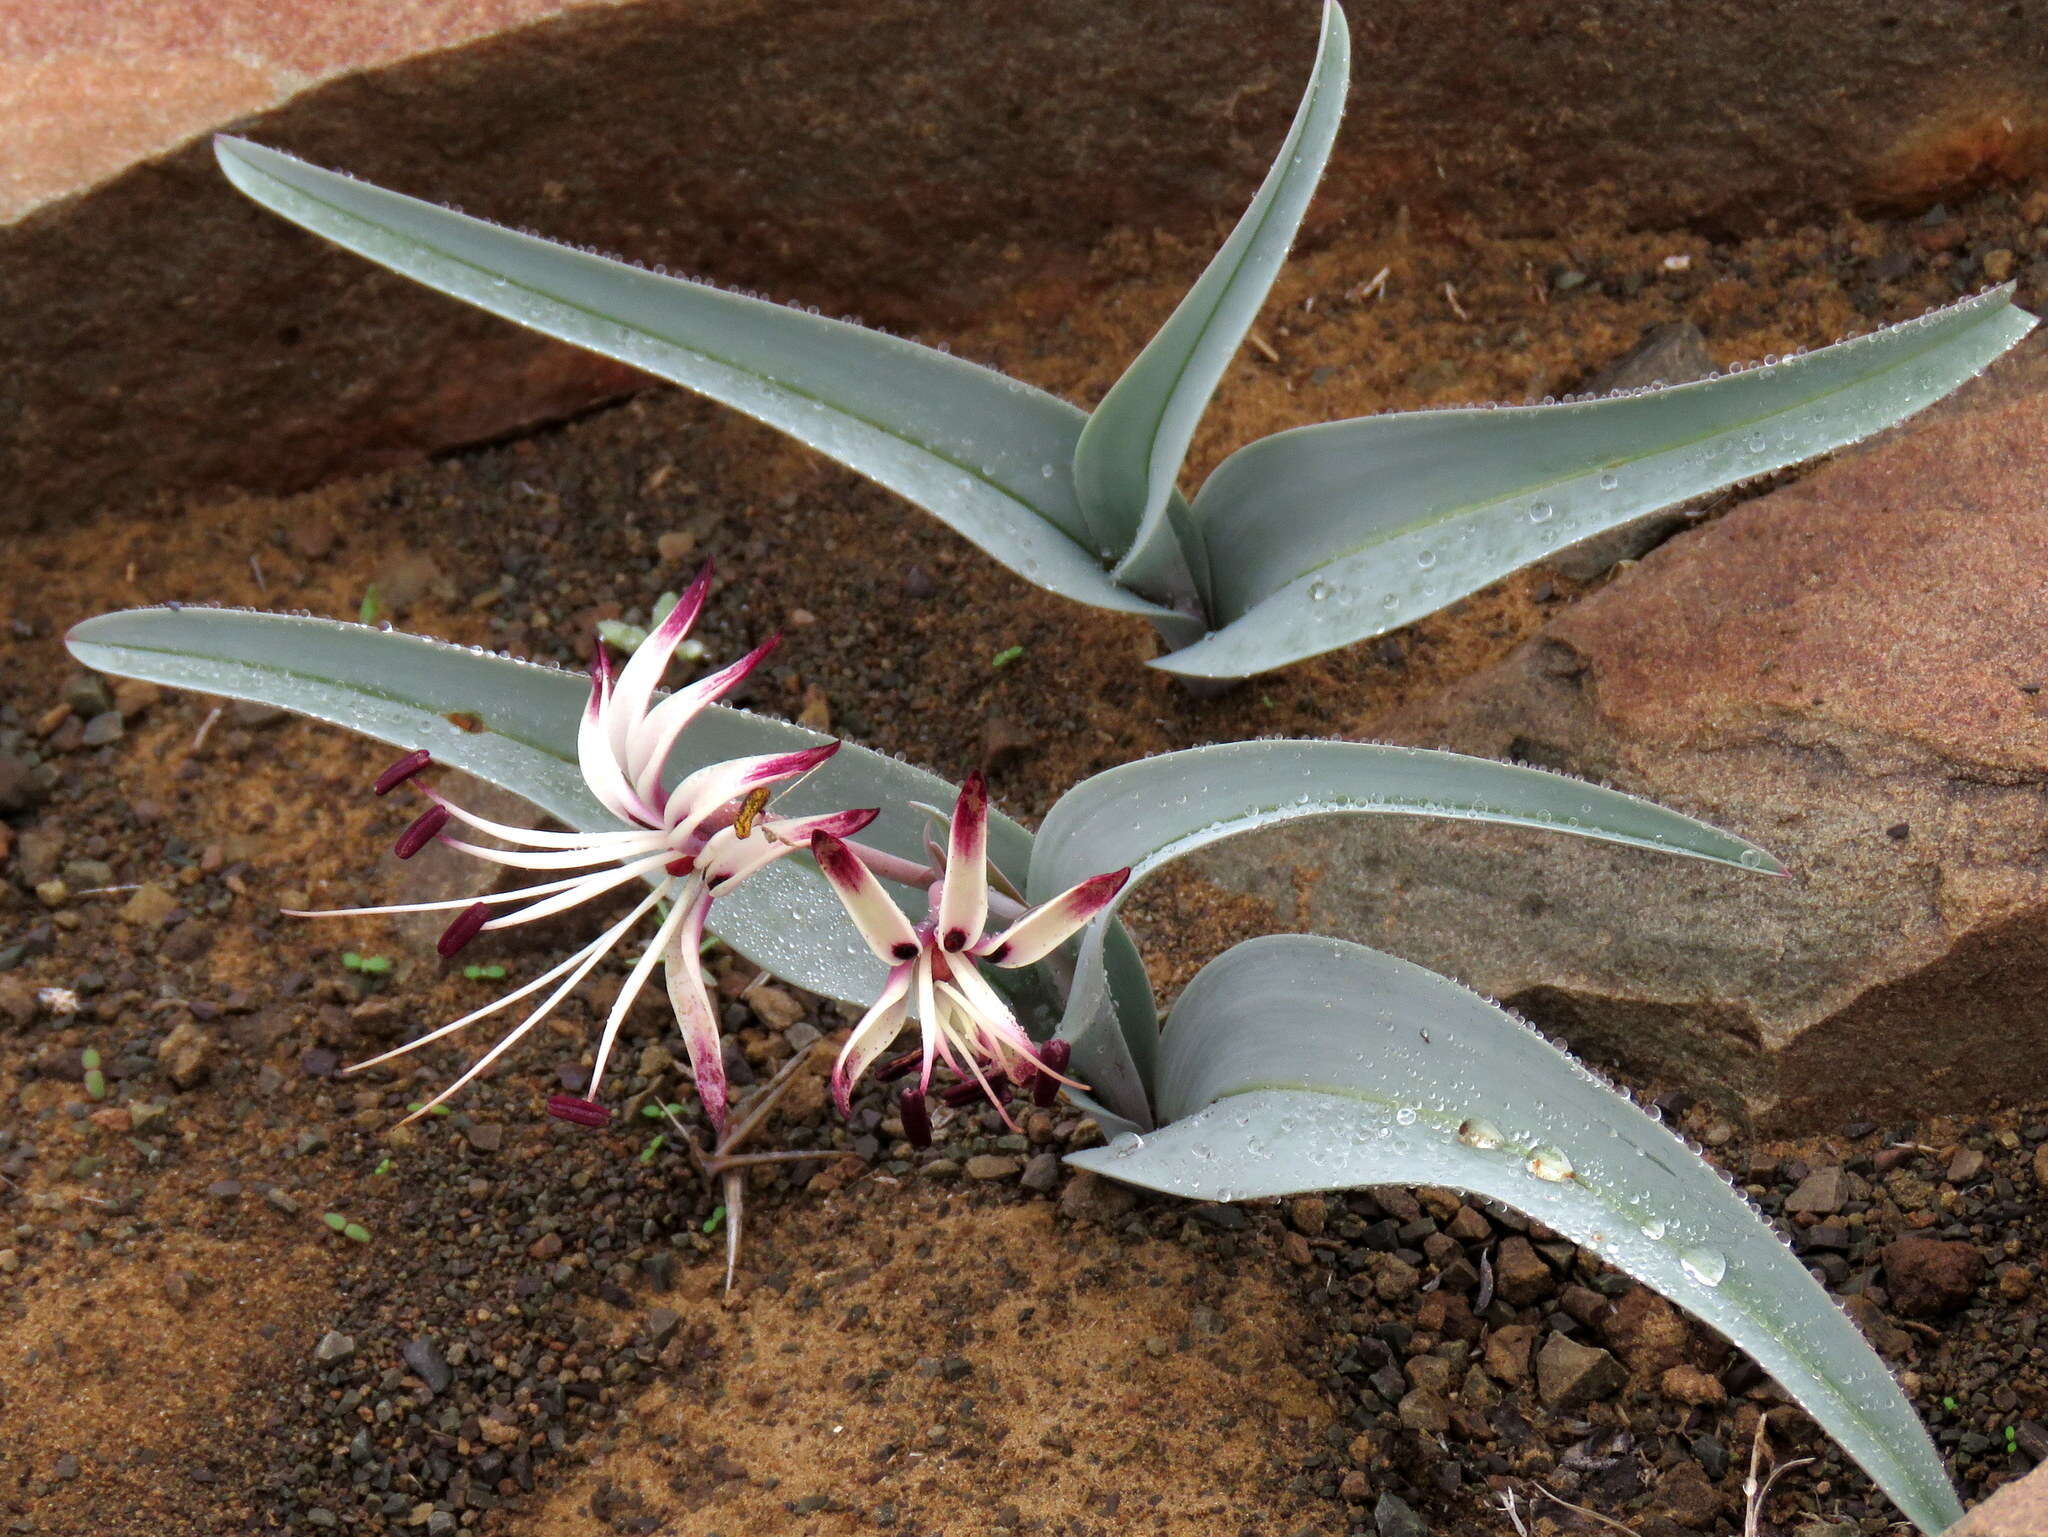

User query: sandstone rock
[1395,1387,1450,1434]
[0,977,35,1032]
[745,984,806,1033]
[119,883,182,928]
[1482,1323,1537,1386]
[1492,1235,1554,1305]
[11,0,2048,532]
[1882,1237,1983,1316]
[1784,1166,1849,1215]
[156,1020,215,1089]
[1197,374,2048,1130]
[1601,1287,1691,1377]
[1057,1170,1134,1226]
[1942,1461,2048,1535]
[1535,1332,1627,1409]
[1660,1363,1726,1405]
[1655,1460,1724,1529]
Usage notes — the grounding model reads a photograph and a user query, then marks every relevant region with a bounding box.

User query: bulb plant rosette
[210,0,2033,679]
[66,599,1966,1533]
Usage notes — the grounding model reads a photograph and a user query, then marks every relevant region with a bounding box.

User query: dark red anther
[394,804,450,859]
[941,1073,1008,1107]
[546,1094,612,1128]
[876,1049,923,1083]
[1031,1040,1072,1108]
[437,902,491,958]
[898,1086,932,1149]
[665,855,696,877]
[373,749,432,796]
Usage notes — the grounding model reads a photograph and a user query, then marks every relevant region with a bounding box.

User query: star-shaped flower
[810,771,1128,1129]
[294,565,873,1130]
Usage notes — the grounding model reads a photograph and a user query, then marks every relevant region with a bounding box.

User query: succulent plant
[212,0,2034,680]
[68,603,1961,1531]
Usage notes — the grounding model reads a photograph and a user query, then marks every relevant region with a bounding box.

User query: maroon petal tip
[898,1086,933,1150]
[437,902,491,958]
[394,804,450,859]
[373,749,432,796]
[546,1094,612,1128]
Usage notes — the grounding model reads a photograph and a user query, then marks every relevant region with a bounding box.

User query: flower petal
[359,881,670,1117]
[577,653,658,826]
[699,807,878,890]
[662,899,727,1132]
[830,963,912,1115]
[977,868,1131,967]
[422,787,652,849]
[662,742,839,839]
[811,831,919,963]
[586,882,701,1104]
[436,832,668,871]
[938,964,1028,1054]
[628,633,780,804]
[936,771,990,953]
[477,850,677,928]
[606,561,714,760]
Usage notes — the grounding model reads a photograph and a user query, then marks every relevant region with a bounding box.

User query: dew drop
[1308,580,1333,602]
[1109,1132,1145,1159]
[1639,1217,1667,1241]
[1415,549,1438,571]
[1745,433,1768,453]
[1597,470,1620,491]
[1457,1117,1506,1150]
[1395,1106,1418,1126]
[1737,849,1768,870]
[1527,1145,1575,1181]
[1679,1246,1727,1287]
[1528,502,1555,524]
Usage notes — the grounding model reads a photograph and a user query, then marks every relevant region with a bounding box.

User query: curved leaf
[1027,739,1780,904]
[1072,935,1960,1535]
[1158,286,2037,677]
[214,137,1195,641]
[1051,918,1160,1131]
[1075,0,1350,611]
[63,606,1032,1006]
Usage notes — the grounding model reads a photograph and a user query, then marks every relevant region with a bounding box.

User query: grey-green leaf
[63,606,1030,1006]
[1072,935,1960,1535]
[1073,0,1349,610]
[1048,909,1166,1131]
[1028,739,1780,904]
[1158,285,2037,677]
[213,136,1191,639]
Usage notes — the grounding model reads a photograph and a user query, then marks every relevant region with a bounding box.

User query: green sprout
[639,1133,666,1165]
[341,951,393,975]
[321,1212,373,1243]
[372,1158,394,1177]
[405,1101,454,1117]
[991,645,1025,670]
[640,1101,688,1120]
[81,1046,106,1102]
[702,1205,727,1236]
[358,585,382,625]
[462,963,507,981]
[1943,1396,1959,1413]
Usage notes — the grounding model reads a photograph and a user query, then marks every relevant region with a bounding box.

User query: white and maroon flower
[293,565,874,1132]
[809,771,1129,1131]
